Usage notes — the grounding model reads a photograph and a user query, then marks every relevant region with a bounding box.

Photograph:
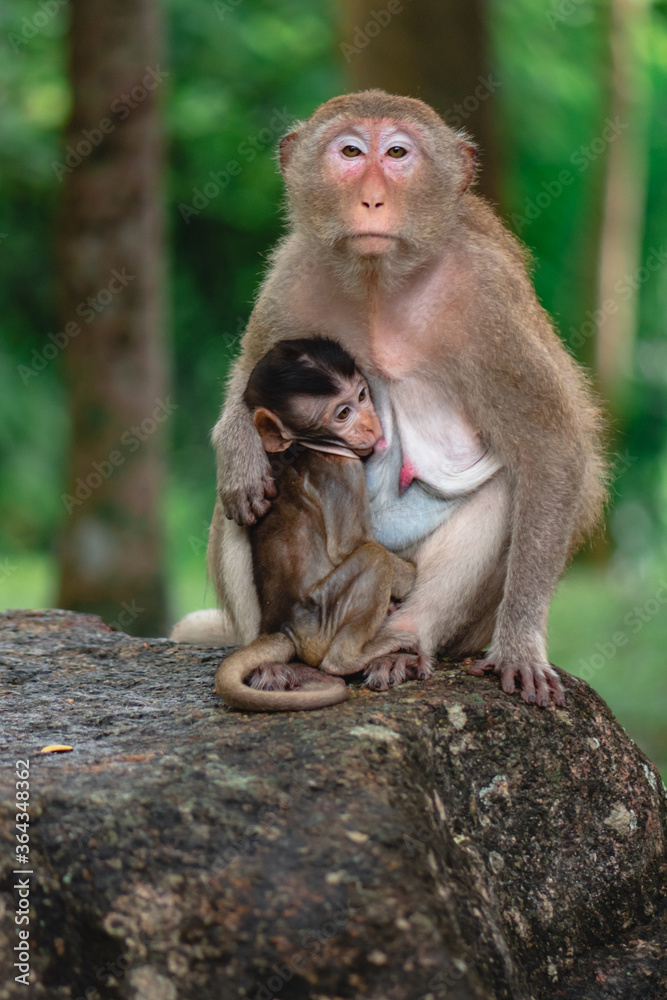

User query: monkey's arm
[212,357,277,525]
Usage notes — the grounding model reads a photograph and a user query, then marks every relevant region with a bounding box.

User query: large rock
[0,609,665,1000]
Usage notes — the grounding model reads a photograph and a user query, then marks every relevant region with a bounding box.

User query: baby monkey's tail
[214,633,349,712]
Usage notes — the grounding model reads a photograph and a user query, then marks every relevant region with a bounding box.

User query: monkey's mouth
[355,435,384,457]
[348,233,398,254]
[350,233,397,242]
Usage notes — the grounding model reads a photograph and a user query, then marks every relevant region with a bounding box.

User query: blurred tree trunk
[595,0,650,409]
[340,0,500,203]
[56,0,169,636]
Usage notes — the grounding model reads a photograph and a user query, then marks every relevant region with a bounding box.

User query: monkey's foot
[249,662,346,693]
[364,652,433,692]
[467,656,565,708]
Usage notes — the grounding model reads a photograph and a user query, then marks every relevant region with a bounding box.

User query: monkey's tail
[214,634,349,712]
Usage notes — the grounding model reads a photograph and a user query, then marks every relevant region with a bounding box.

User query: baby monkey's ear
[253,407,293,453]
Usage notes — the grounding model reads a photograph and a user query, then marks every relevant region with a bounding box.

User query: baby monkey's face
[292,374,383,456]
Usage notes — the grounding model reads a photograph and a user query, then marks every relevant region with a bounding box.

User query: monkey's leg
[171,498,261,649]
[207,501,261,646]
[296,543,395,676]
[386,552,416,602]
[467,466,575,708]
[169,608,240,647]
[362,474,510,686]
[315,546,431,691]
[374,552,416,642]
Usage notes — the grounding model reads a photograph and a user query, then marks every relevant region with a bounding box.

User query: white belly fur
[365,376,503,552]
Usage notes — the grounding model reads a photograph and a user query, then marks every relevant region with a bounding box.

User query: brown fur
[202,90,607,707]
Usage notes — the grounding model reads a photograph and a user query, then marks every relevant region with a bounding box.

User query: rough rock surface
[0,609,665,1000]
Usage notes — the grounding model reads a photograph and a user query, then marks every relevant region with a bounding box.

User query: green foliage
[0,1,68,551]
[621,7,667,556]
[492,0,610,344]
[491,0,667,562]
[549,564,667,778]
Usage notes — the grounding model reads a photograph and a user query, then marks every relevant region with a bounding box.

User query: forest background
[1,0,666,774]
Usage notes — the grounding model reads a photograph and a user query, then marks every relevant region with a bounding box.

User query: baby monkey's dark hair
[244,337,358,419]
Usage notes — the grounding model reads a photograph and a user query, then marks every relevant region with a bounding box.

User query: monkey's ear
[279,131,299,173]
[253,407,293,452]
[459,140,478,193]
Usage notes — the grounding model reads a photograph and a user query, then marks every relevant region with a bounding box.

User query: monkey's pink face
[296,376,383,456]
[322,119,425,255]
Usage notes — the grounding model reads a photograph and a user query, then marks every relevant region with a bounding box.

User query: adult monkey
[194,90,606,708]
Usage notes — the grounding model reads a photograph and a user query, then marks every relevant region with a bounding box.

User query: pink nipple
[399,460,417,493]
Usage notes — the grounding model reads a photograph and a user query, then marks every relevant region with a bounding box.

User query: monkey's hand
[467,651,566,708]
[216,401,278,525]
[219,459,277,526]
[213,357,278,525]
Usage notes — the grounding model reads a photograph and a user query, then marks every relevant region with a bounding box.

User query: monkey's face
[292,375,383,457]
[320,121,425,257]
[282,106,474,267]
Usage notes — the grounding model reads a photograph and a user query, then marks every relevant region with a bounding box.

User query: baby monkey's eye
[386,145,407,158]
[358,387,367,402]
[341,145,362,157]
[335,406,351,421]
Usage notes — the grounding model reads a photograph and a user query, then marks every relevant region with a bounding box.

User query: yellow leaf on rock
[345,830,369,844]
[40,744,73,754]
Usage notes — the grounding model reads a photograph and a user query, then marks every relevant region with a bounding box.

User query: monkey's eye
[358,387,367,402]
[341,145,362,157]
[335,406,351,421]
[386,146,407,158]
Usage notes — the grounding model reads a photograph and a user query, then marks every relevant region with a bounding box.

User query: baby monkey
[215,337,427,711]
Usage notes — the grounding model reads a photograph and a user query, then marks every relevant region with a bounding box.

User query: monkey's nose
[363,415,382,439]
[359,171,387,210]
